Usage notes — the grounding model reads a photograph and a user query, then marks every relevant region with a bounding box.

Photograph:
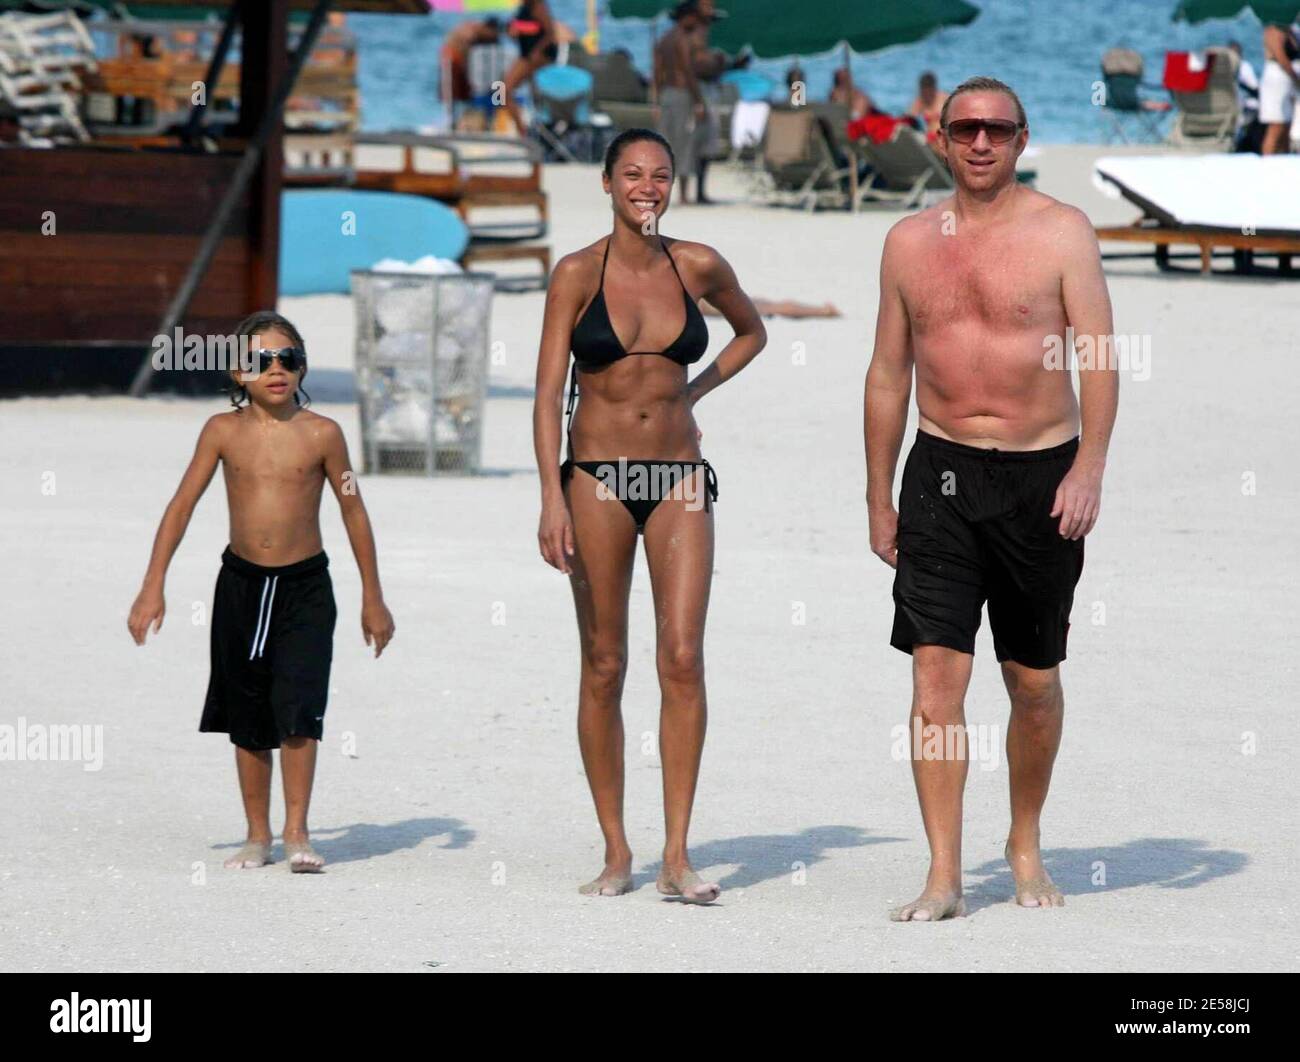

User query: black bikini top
[570,237,709,371]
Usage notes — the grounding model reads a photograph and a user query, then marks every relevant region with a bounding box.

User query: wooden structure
[0,0,428,396]
[1096,218,1299,275]
[285,129,552,291]
[81,16,358,138]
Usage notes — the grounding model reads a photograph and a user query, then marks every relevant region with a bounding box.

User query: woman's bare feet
[224,839,272,869]
[1005,839,1064,908]
[656,864,720,905]
[284,831,324,874]
[890,887,966,922]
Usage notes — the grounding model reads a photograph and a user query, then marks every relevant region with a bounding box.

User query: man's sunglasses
[250,346,306,373]
[944,118,1024,145]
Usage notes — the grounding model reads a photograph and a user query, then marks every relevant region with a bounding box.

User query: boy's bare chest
[222,430,323,488]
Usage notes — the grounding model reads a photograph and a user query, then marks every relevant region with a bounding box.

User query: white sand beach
[1,144,1296,972]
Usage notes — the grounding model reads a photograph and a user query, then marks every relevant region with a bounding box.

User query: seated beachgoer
[907,71,949,141]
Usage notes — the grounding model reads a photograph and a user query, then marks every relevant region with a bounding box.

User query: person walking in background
[502,0,557,137]
[908,71,950,140]
[1258,18,1299,154]
[686,0,749,205]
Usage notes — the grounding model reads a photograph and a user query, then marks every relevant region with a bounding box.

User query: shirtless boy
[865,78,1118,920]
[128,311,395,873]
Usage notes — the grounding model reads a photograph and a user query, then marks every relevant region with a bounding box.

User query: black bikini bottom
[561,458,719,533]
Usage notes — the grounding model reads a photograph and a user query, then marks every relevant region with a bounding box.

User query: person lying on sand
[702,298,841,318]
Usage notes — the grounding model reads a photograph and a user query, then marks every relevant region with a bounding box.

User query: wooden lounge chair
[1094,154,1300,275]
[342,131,551,291]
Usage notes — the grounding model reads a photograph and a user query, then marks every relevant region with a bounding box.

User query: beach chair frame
[755,106,851,212]
[1166,46,1239,150]
[855,125,953,210]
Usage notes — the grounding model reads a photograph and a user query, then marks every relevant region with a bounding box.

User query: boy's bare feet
[224,840,272,869]
[284,832,325,873]
[1005,839,1064,908]
[656,864,720,905]
[889,888,966,922]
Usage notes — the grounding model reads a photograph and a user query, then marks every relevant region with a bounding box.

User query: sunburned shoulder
[883,206,947,256]
[1019,190,1092,237]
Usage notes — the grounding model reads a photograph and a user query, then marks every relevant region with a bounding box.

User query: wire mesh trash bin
[352,269,495,475]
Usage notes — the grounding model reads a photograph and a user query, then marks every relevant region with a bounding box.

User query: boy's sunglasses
[944,118,1024,145]
[251,346,306,373]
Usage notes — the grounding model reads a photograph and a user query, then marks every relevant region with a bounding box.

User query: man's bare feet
[284,833,324,874]
[656,865,720,905]
[890,888,966,922]
[1005,839,1064,908]
[224,839,272,869]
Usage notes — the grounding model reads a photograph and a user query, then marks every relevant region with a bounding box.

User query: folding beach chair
[0,10,95,143]
[1166,46,1239,150]
[575,47,653,133]
[1100,47,1171,143]
[755,106,850,211]
[531,63,600,163]
[856,125,953,209]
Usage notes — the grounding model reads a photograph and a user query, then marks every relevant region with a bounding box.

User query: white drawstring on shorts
[248,575,279,660]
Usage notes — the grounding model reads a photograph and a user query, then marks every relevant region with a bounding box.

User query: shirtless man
[907,72,949,140]
[864,77,1117,921]
[654,2,706,204]
[440,16,502,110]
[128,312,395,873]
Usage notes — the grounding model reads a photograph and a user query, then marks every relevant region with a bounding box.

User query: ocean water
[351,0,1276,143]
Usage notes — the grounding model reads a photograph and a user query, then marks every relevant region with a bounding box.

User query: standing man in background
[654,2,706,204]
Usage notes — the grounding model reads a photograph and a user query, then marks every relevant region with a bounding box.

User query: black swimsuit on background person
[562,236,718,533]
[511,0,559,62]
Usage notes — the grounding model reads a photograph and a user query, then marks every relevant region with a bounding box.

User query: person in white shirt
[1258,20,1300,154]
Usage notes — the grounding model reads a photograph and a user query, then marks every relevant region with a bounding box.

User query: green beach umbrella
[707,0,980,58]
[1174,0,1300,23]
[608,0,670,15]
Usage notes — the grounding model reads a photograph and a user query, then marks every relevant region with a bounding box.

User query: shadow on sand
[961,837,1248,914]
[214,816,474,868]
[636,825,903,898]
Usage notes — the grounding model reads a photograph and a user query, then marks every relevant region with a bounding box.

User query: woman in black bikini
[534,129,765,903]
